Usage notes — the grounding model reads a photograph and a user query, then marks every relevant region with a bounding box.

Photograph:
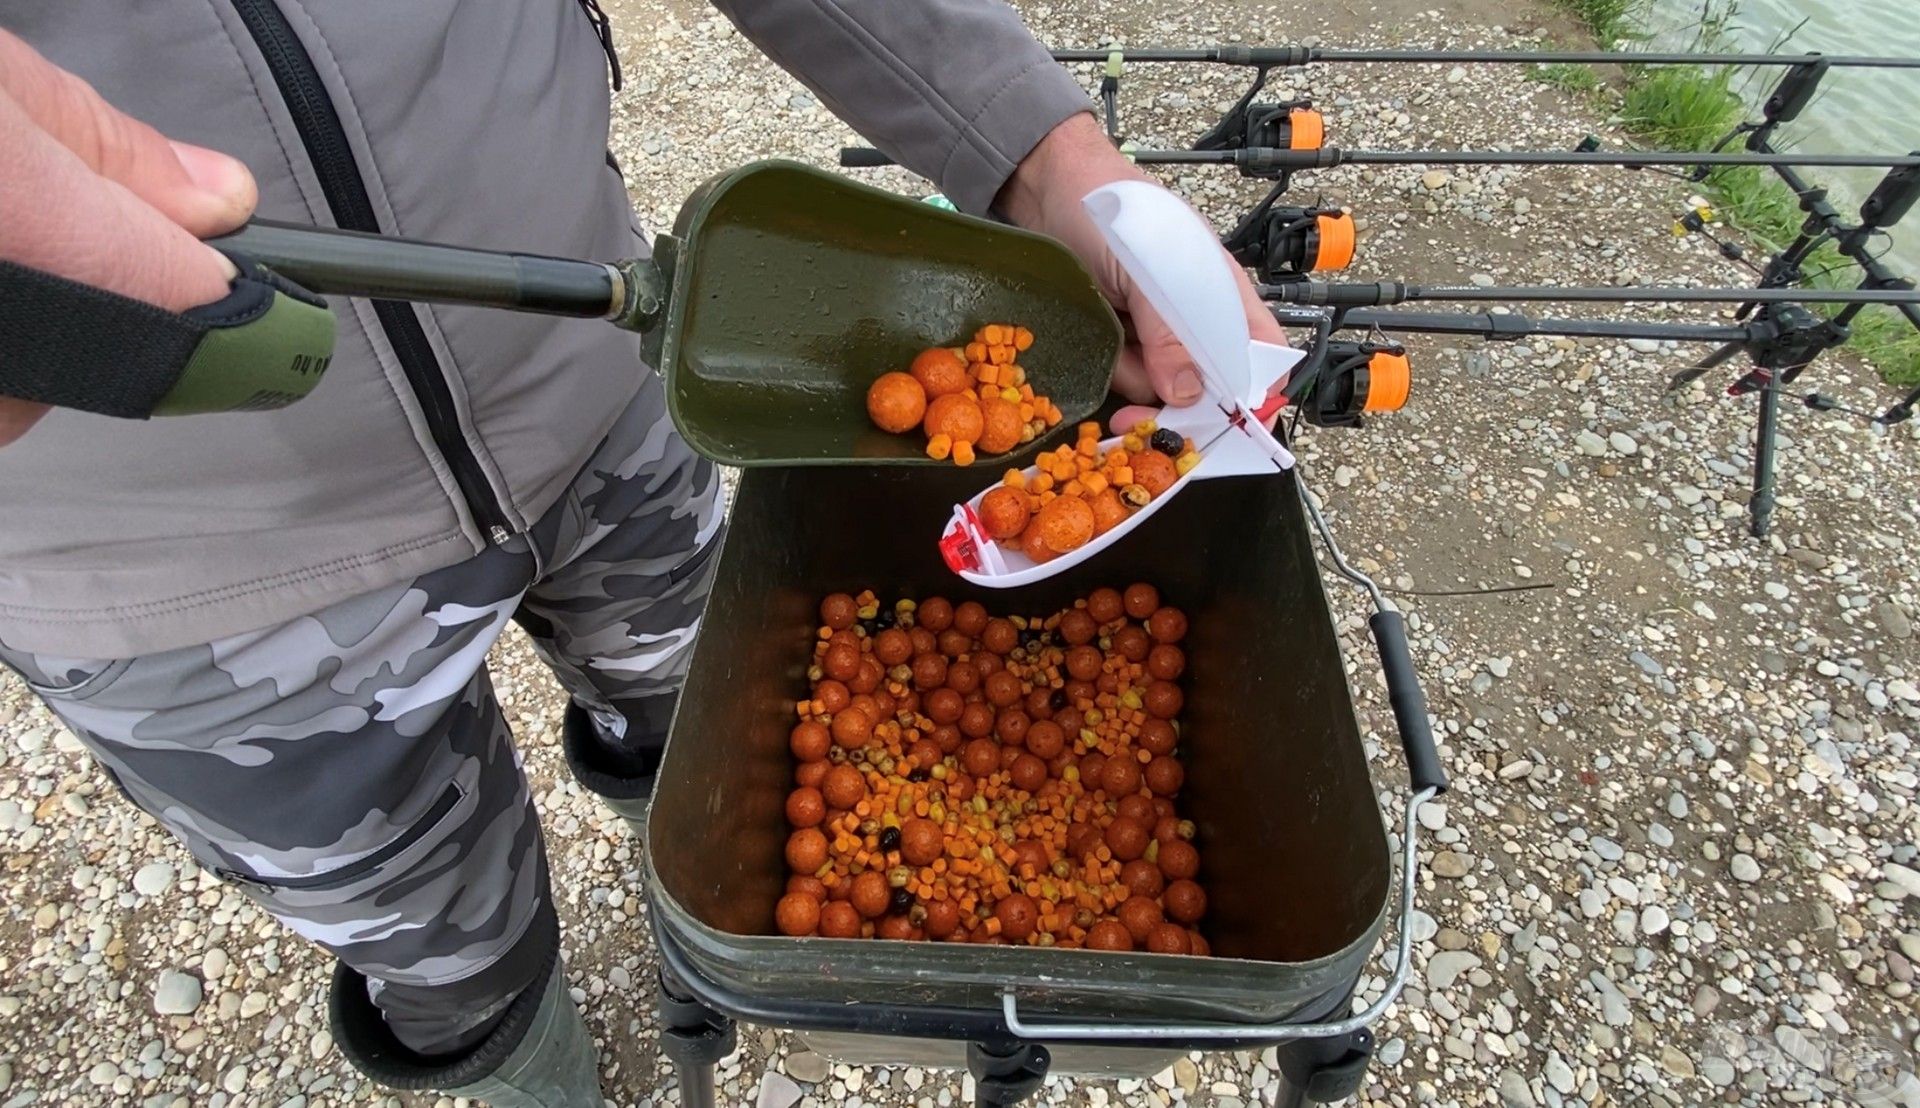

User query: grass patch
[1528,61,1605,94]
[1548,0,1648,49]
[1619,63,1743,148]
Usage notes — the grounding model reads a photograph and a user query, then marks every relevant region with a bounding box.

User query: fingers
[1126,293,1207,407]
[0,400,50,449]
[1108,405,1160,435]
[1233,248,1288,348]
[1,78,236,311]
[1108,346,1158,406]
[0,31,255,237]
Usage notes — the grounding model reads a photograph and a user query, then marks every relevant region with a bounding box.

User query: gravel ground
[5,0,1920,1106]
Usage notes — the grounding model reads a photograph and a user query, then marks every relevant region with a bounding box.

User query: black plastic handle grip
[839,147,896,168]
[1368,610,1448,795]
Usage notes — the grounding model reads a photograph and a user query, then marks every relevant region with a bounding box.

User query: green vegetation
[1547,0,1648,49]
[1528,60,1605,94]
[1537,1,1920,385]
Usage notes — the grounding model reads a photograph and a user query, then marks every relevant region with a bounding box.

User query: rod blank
[1046,45,1920,69]
[1261,281,1920,306]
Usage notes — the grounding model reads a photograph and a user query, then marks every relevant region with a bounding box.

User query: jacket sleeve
[709,0,1092,216]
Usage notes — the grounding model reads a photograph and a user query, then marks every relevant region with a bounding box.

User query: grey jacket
[0,0,1088,657]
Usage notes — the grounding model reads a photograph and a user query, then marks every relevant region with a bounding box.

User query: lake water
[1648,0,1920,272]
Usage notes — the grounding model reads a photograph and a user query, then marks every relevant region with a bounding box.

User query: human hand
[997,112,1286,431]
[0,29,256,447]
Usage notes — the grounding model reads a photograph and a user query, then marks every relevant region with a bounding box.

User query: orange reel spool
[1362,351,1411,412]
[1286,108,1325,151]
[1311,212,1356,272]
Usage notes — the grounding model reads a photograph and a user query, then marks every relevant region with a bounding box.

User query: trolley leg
[1269,1029,1376,1106]
[967,1040,1051,1108]
[656,971,736,1108]
[1750,381,1782,538]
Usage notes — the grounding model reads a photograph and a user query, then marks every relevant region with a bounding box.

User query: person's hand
[0,29,256,447]
[998,112,1286,430]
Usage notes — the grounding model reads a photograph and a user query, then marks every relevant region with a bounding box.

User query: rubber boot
[330,942,605,1108]
[561,699,660,837]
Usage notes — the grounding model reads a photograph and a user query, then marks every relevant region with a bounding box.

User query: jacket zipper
[229,0,514,544]
[217,783,464,891]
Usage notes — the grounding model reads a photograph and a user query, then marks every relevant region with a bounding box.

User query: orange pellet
[782,588,1205,953]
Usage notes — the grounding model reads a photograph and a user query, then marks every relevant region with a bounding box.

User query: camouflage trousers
[0,373,724,1057]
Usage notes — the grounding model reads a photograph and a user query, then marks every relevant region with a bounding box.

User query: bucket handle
[1001,466,1449,1042]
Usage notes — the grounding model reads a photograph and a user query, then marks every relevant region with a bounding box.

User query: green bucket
[656,161,1123,466]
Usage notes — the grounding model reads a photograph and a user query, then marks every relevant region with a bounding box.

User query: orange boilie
[1036,496,1095,554]
[910,347,973,399]
[977,396,1024,455]
[866,372,928,434]
[924,394,984,447]
[867,325,1062,466]
[978,487,1031,541]
[779,587,1207,955]
[991,419,1201,564]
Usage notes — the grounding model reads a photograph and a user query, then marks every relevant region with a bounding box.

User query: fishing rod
[1259,280,1920,307]
[1264,303,1877,431]
[840,145,1920,181]
[1045,44,1920,69]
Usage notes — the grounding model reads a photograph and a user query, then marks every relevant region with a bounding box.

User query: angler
[0,6,1276,1106]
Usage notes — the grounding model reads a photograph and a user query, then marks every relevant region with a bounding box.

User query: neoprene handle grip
[839,147,897,168]
[1369,610,1448,795]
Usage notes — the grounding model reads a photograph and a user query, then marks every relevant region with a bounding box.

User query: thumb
[0,31,255,237]
[1125,292,1207,407]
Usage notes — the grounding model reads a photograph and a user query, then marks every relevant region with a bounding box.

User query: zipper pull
[489,525,513,545]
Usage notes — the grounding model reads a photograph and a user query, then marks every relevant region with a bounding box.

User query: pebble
[1608,431,1639,454]
[758,1070,804,1108]
[1730,854,1762,882]
[1883,863,1920,899]
[1640,906,1670,935]
[1432,851,1472,878]
[1575,430,1608,457]
[1498,1069,1537,1107]
[1648,822,1673,848]
[1627,338,1661,354]
[1427,951,1482,990]
[1334,465,1358,488]
[1421,170,1452,190]
[153,970,202,1016]
[784,1052,830,1085]
[1545,1052,1575,1094]
[1877,602,1914,639]
[1591,972,1631,1025]
[1377,1037,1407,1066]
[132,862,176,897]
[1446,66,1467,83]
[1173,1058,1199,1095]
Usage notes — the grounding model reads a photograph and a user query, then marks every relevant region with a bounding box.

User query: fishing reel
[1287,339,1412,428]
[1225,203,1356,284]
